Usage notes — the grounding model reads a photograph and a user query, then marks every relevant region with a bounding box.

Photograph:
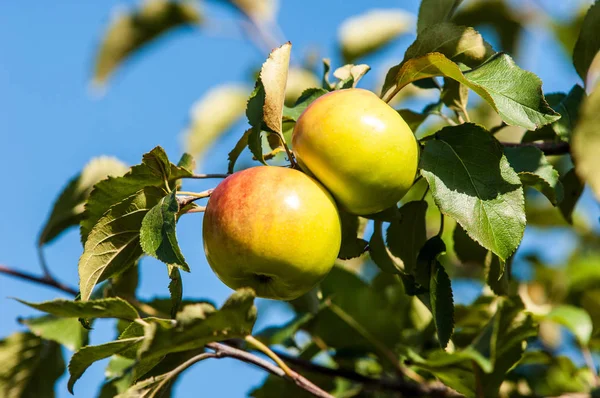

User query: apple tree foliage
[2,0,600,397]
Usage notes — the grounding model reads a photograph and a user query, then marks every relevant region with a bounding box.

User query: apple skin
[202,166,342,301]
[292,88,419,215]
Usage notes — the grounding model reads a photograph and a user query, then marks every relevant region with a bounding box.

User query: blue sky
[0,0,592,397]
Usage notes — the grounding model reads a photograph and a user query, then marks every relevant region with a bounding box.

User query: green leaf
[140,191,189,271]
[305,266,407,352]
[559,168,584,224]
[282,87,328,122]
[430,261,454,348]
[572,83,600,201]
[398,109,428,131]
[504,146,564,205]
[412,297,536,397]
[544,305,593,346]
[339,9,413,62]
[337,210,368,260]
[573,1,600,84]
[93,0,201,85]
[16,297,139,320]
[256,312,316,347]
[382,53,560,130]
[407,22,494,68]
[38,156,128,245]
[68,337,143,393]
[369,221,400,274]
[386,200,428,274]
[79,186,165,301]
[453,223,487,265]
[441,78,469,113]
[81,146,191,242]
[0,333,65,398]
[415,236,446,289]
[452,0,523,54]
[227,128,251,173]
[417,0,463,34]
[167,265,183,319]
[420,124,525,261]
[549,85,587,142]
[245,42,292,164]
[19,315,87,351]
[487,255,509,296]
[183,83,249,160]
[140,289,256,360]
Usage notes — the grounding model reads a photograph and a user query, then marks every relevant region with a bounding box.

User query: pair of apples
[203,88,419,300]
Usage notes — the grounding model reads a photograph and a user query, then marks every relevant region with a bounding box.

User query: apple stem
[278,134,298,168]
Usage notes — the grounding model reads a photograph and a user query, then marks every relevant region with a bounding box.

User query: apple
[292,88,419,215]
[202,166,342,300]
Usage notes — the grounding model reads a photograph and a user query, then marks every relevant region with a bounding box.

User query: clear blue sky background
[0,0,593,397]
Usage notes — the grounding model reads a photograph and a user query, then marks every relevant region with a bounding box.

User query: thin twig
[501,141,570,156]
[206,342,334,398]
[0,264,78,296]
[153,352,218,394]
[36,246,52,279]
[272,349,460,397]
[184,206,206,214]
[177,189,214,208]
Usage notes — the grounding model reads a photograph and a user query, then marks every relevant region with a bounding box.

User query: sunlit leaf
[246,42,292,163]
[420,124,525,260]
[572,83,600,200]
[94,0,201,85]
[544,305,593,346]
[339,9,413,62]
[183,84,249,160]
[382,53,559,130]
[79,187,165,301]
[19,316,87,351]
[0,333,64,398]
[39,156,128,245]
[81,146,191,242]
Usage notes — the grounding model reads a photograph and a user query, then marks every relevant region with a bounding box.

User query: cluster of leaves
[2,0,600,397]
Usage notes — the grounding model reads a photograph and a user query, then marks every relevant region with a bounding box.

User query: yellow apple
[202,166,342,300]
[292,88,418,215]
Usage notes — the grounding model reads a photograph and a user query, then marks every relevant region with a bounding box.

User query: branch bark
[272,349,460,397]
[501,141,570,156]
[0,264,78,296]
[206,342,334,398]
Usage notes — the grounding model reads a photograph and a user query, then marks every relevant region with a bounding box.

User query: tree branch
[501,141,570,156]
[272,349,460,397]
[206,342,334,398]
[0,264,78,296]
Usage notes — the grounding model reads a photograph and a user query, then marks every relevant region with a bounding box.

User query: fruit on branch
[292,88,419,215]
[202,166,342,300]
